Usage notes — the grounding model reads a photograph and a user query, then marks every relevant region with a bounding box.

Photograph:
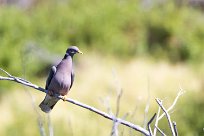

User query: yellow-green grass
[0,55,203,136]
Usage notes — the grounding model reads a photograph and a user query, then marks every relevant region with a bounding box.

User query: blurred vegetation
[0,0,204,136]
[0,0,204,78]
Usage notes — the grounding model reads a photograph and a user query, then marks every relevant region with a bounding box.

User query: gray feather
[45,66,56,90]
[39,46,82,113]
[70,70,75,89]
[39,95,59,113]
[40,66,58,113]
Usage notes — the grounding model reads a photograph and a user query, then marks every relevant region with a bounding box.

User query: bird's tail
[39,95,59,113]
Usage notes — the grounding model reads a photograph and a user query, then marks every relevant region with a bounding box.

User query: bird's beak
[78,50,83,54]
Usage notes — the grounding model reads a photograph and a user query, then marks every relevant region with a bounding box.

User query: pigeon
[39,46,83,113]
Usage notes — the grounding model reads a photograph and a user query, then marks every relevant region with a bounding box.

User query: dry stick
[115,89,123,117]
[147,113,156,136]
[102,95,124,136]
[0,68,150,136]
[111,69,125,136]
[154,90,184,136]
[0,68,12,77]
[156,98,176,136]
[153,106,161,136]
[154,126,166,136]
[120,113,129,136]
[173,122,178,136]
[111,89,123,136]
[158,90,184,121]
[111,112,129,136]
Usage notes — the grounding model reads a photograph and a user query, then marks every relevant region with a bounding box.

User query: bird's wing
[45,66,57,90]
[70,69,75,89]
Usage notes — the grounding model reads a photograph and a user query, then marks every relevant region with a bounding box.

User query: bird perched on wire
[39,46,83,113]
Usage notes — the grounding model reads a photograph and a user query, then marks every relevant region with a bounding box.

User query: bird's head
[66,46,83,57]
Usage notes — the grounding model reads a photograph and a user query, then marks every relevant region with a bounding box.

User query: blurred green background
[0,0,204,135]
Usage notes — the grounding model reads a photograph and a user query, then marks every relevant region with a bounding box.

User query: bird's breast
[49,72,71,95]
[48,58,73,95]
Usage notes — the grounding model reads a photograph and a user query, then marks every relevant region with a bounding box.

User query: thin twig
[173,122,178,136]
[158,90,184,121]
[111,117,119,136]
[111,69,123,136]
[115,90,123,117]
[111,89,123,136]
[154,126,166,136]
[0,68,12,77]
[0,68,150,136]
[153,106,161,136]
[156,98,175,136]
[120,113,129,136]
[147,113,156,136]
[154,90,184,136]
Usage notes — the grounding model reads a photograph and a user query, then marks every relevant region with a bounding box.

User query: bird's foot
[48,90,54,96]
[61,95,68,101]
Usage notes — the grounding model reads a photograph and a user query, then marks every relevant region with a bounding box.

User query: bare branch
[147,113,156,136]
[111,120,118,136]
[110,69,123,136]
[153,106,161,136]
[119,113,129,136]
[111,117,119,136]
[0,68,13,77]
[154,126,166,136]
[111,89,123,136]
[173,122,178,136]
[153,89,184,135]
[115,89,123,117]
[0,68,150,136]
[156,98,175,136]
[158,89,185,121]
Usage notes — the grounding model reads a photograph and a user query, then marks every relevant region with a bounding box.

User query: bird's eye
[70,50,76,54]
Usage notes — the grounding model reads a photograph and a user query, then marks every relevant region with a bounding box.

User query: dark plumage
[39,46,83,113]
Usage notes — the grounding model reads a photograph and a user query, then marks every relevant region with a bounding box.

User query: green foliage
[175,92,204,136]
[144,2,204,63]
[0,0,204,78]
[0,1,204,135]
